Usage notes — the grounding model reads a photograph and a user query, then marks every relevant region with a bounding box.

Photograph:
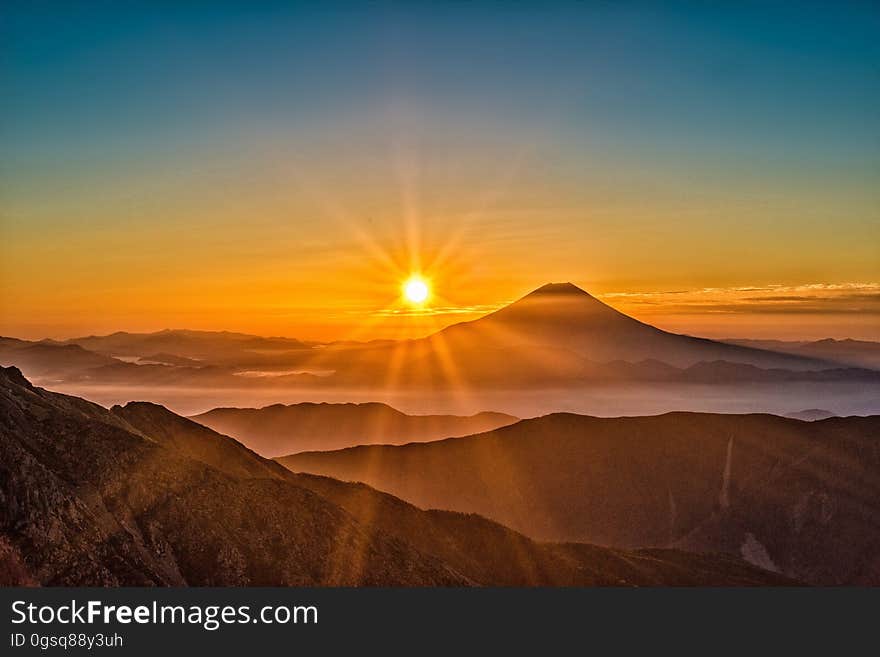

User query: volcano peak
[529,282,591,297]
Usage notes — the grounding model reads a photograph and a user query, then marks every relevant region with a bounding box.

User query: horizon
[4,2,880,602]
[3,278,880,343]
[2,3,879,342]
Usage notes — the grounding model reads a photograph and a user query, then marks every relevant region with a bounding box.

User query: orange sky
[1,168,877,341]
[2,6,878,343]
[2,212,878,342]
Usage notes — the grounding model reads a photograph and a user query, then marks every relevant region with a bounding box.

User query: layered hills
[2,283,877,424]
[2,284,877,399]
[726,337,880,370]
[0,367,790,586]
[190,403,517,456]
[279,411,880,584]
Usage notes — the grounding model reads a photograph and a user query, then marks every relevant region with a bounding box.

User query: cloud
[599,283,880,316]
[371,303,507,318]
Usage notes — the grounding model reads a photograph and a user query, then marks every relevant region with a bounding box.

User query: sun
[403,276,430,304]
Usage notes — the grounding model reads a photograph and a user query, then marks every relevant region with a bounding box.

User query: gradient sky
[2,1,878,340]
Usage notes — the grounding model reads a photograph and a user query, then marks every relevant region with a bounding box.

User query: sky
[2,1,878,341]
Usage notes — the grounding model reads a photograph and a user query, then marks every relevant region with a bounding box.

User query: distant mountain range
[0,337,118,378]
[190,403,518,456]
[724,337,880,370]
[52,328,312,361]
[2,283,875,586]
[0,367,792,586]
[2,284,877,397]
[279,411,880,585]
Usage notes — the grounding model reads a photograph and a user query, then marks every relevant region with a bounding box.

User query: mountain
[424,283,836,370]
[190,403,518,456]
[287,473,792,586]
[2,283,876,423]
[0,337,119,379]
[0,367,459,585]
[1,285,871,397]
[294,283,843,388]
[62,329,313,363]
[279,411,880,584]
[785,409,838,421]
[675,361,879,384]
[0,367,790,586]
[726,338,880,370]
[0,536,35,586]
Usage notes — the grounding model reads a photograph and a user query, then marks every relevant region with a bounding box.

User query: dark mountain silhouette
[289,473,792,586]
[0,367,459,585]
[726,338,880,370]
[2,285,874,401]
[62,329,312,362]
[58,360,324,389]
[785,409,838,421]
[675,361,878,384]
[279,411,880,584]
[3,331,871,398]
[0,337,119,378]
[0,367,791,586]
[424,283,836,370]
[190,403,518,456]
[292,283,847,388]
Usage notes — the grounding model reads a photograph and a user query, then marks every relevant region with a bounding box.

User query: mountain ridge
[425,282,838,370]
[0,367,792,586]
[278,409,880,584]
[189,401,518,456]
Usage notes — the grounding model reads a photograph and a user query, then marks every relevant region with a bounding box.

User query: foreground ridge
[0,367,793,586]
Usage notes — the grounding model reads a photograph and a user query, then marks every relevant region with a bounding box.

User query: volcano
[427,282,832,370]
[305,282,847,388]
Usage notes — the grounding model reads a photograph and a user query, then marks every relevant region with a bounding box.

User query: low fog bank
[42,381,880,419]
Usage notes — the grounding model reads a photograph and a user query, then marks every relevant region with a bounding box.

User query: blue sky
[4,2,878,161]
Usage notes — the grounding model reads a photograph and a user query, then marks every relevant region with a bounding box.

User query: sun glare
[403,277,430,304]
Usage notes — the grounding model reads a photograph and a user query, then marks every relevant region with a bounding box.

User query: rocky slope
[0,367,792,586]
[280,411,880,584]
[0,367,460,585]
